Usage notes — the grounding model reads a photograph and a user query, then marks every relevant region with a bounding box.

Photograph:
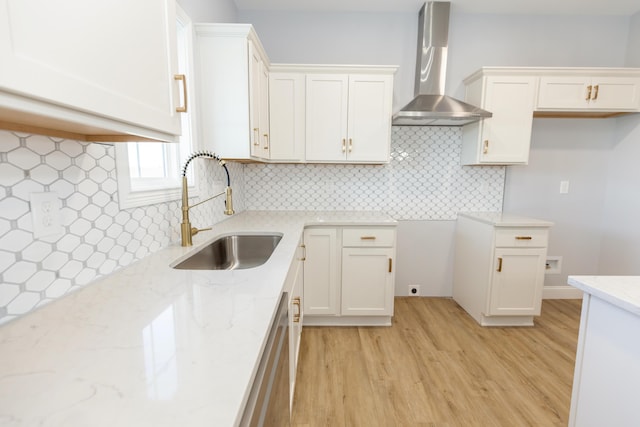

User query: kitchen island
[0,211,396,427]
[567,275,640,427]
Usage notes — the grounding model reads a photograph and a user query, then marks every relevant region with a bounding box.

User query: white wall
[598,11,640,274]
[177,0,238,22]
[503,119,616,287]
[238,8,633,296]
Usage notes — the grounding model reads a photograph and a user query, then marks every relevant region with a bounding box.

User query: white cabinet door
[288,242,304,409]
[462,75,536,165]
[488,247,547,316]
[341,247,394,316]
[249,41,262,157]
[305,74,349,162]
[303,228,339,315]
[346,75,393,162]
[258,60,271,158]
[305,73,393,163]
[0,0,181,141]
[269,72,305,161]
[537,76,640,111]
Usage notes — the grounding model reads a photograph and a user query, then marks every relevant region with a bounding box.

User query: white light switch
[30,192,63,238]
[559,180,570,194]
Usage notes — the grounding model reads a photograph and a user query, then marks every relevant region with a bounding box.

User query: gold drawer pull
[299,244,306,261]
[483,140,489,154]
[174,74,188,113]
[515,236,532,240]
[348,138,353,152]
[586,85,592,101]
[253,128,259,146]
[342,138,346,152]
[388,258,393,273]
[293,297,301,323]
[360,236,377,240]
[263,134,269,150]
[497,257,503,272]
[592,84,599,100]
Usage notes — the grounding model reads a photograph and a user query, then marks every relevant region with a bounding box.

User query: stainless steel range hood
[392,2,492,126]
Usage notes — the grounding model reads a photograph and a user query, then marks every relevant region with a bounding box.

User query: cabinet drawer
[494,228,549,248]
[342,228,395,247]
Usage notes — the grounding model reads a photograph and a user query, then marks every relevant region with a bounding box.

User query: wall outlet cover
[408,285,421,296]
[30,192,63,238]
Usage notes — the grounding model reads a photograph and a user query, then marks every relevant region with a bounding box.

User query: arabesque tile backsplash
[0,126,504,324]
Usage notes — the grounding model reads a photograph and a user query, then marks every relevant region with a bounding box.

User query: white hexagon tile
[0,130,245,324]
[244,126,505,219]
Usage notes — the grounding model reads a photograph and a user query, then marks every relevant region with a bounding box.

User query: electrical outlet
[30,192,63,238]
[408,285,421,296]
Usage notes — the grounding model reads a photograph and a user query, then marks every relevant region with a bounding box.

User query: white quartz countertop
[568,275,640,317]
[0,210,396,427]
[458,212,554,227]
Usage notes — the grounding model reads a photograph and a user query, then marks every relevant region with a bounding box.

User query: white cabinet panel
[489,248,547,316]
[341,247,394,316]
[302,228,339,315]
[268,73,306,161]
[305,75,349,162]
[0,0,182,142]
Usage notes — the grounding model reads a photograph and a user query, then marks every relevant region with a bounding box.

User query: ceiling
[233,0,640,16]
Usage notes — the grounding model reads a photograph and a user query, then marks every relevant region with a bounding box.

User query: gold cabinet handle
[348,138,353,153]
[174,74,187,113]
[360,236,376,240]
[253,128,259,146]
[592,84,599,100]
[497,257,503,272]
[515,236,532,240]
[293,297,301,323]
[299,244,306,261]
[388,258,393,273]
[263,133,269,150]
[483,140,489,154]
[342,138,346,152]
[586,85,592,101]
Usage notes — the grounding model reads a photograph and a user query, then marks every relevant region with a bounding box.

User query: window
[115,5,197,209]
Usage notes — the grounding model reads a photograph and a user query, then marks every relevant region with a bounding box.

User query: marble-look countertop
[0,211,396,427]
[458,212,554,227]
[568,275,640,317]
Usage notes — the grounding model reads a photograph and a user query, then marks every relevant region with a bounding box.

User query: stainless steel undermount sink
[172,233,283,270]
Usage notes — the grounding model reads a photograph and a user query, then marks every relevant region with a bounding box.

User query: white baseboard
[543,285,583,299]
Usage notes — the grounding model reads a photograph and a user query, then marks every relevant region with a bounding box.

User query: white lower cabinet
[303,226,396,326]
[453,213,552,327]
[286,238,304,410]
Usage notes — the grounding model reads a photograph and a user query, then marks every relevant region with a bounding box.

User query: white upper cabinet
[305,69,395,163]
[537,72,640,113]
[462,70,537,165]
[0,0,183,142]
[194,24,270,160]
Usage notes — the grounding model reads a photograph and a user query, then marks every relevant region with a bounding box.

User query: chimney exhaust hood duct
[392,2,492,126]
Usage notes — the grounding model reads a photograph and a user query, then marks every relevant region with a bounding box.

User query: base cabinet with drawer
[303,226,396,326]
[453,212,553,327]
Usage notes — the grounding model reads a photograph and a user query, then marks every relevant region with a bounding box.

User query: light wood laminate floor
[291,297,582,427]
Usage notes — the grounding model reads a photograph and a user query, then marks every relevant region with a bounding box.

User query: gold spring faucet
[180,151,234,247]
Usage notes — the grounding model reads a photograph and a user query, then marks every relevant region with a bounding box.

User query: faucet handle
[191,227,212,237]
